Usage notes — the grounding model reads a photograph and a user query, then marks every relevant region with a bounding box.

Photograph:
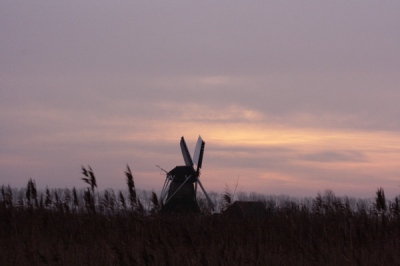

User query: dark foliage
[1,172,400,265]
[81,165,97,193]
[1,199,400,266]
[375,187,387,212]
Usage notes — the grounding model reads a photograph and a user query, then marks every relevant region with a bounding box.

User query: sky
[1,1,400,198]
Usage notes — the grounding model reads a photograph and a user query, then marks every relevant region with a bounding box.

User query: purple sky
[1,1,400,198]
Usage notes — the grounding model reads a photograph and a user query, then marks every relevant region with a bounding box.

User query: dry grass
[1,176,400,265]
[1,197,400,266]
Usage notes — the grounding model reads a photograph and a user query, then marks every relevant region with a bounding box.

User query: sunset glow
[1,1,399,198]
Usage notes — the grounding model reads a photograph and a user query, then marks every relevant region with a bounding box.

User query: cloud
[1,1,400,197]
[298,150,367,163]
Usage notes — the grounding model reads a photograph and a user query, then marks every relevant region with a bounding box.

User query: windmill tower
[159,136,215,213]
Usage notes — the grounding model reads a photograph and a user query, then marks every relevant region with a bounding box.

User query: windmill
[158,136,215,213]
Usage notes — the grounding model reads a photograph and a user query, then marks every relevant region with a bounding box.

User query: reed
[1,173,400,265]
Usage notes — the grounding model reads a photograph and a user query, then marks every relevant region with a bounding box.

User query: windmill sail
[193,135,205,169]
[180,137,193,167]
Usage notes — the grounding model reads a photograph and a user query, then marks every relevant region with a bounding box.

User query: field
[1,170,400,265]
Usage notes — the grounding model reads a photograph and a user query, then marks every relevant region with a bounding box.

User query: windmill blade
[160,177,168,197]
[160,175,175,203]
[193,135,205,170]
[180,137,194,167]
[194,182,198,200]
[160,175,170,202]
[196,178,215,211]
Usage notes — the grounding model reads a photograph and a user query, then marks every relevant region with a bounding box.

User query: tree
[375,187,386,212]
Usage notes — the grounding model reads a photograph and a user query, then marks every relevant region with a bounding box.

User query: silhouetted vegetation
[1,168,400,265]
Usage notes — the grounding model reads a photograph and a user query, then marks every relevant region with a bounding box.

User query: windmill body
[160,136,214,213]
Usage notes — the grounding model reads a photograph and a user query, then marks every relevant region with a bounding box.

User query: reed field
[1,166,400,265]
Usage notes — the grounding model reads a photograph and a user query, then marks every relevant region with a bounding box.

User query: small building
[224,201,266,218]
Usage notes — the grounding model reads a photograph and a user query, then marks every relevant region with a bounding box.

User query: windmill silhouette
[159,136,214,213]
